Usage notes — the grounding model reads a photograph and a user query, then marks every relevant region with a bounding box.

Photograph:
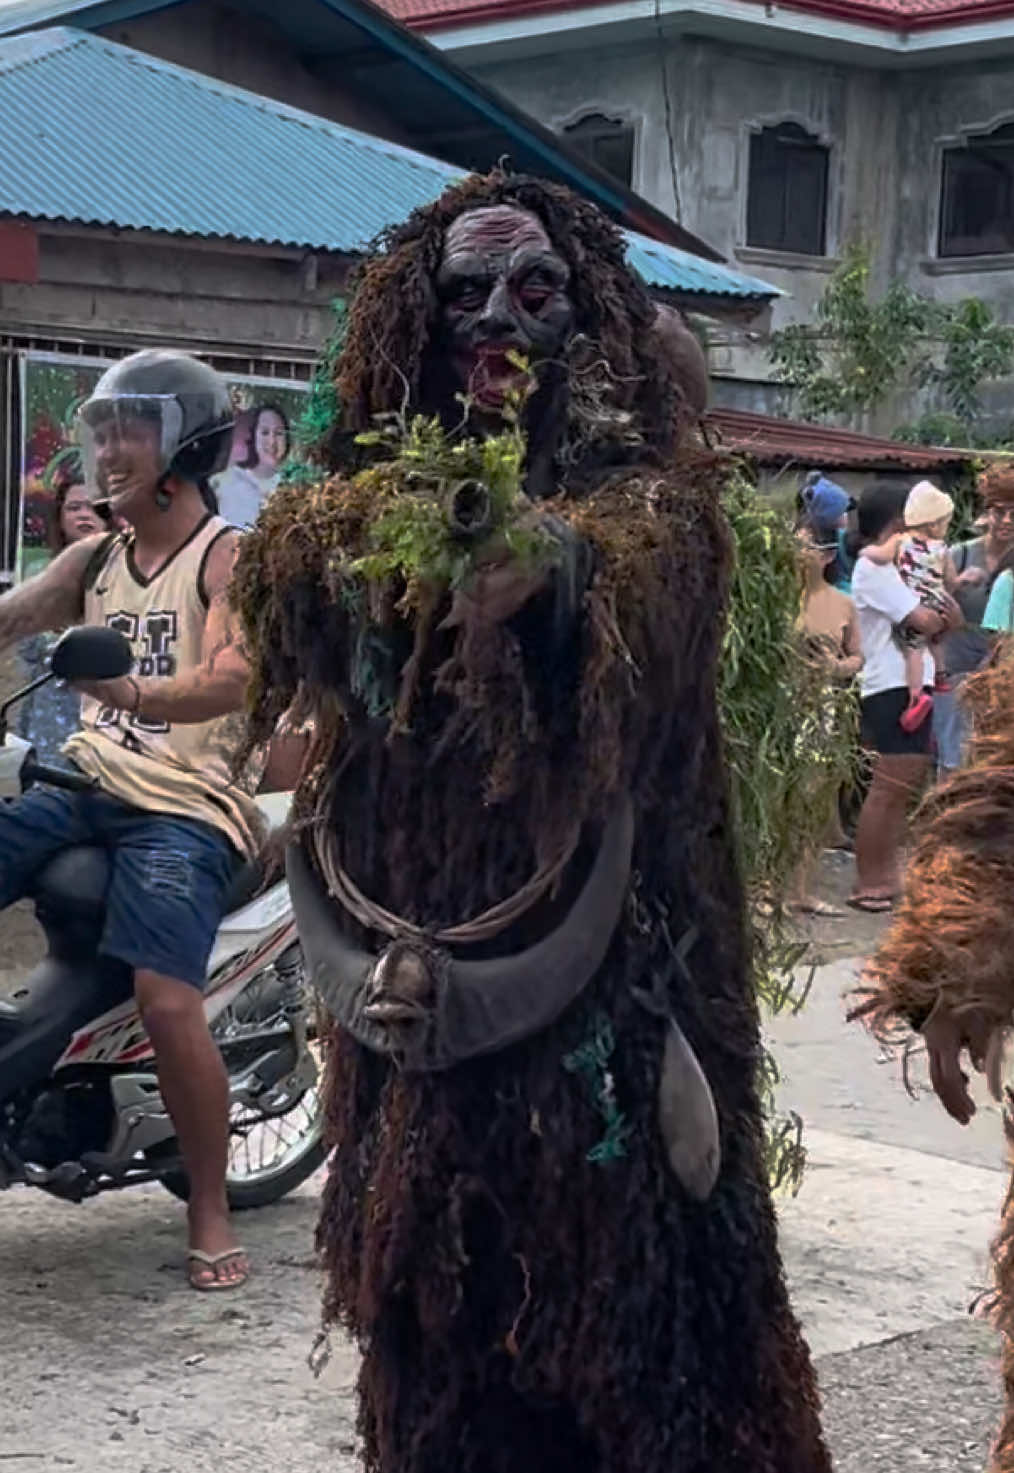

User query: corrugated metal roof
[0,26,779,301]
[0,28,468,253]
[625,228,779,300]
[0,0,101,29]
[708,407,975,470]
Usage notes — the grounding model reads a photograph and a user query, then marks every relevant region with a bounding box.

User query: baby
[861,480,955,732]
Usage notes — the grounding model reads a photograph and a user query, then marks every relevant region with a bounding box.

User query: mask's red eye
[519,286,551,311]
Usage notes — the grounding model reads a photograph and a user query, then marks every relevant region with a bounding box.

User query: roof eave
[13,213,771,302]
[402,0,1014,46]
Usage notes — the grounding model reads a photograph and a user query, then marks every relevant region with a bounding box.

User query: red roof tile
[380,0,1014,32]
[707,407,974,469]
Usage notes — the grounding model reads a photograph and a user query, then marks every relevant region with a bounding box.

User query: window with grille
[940,122,1014,258]
[746,122,829,256]
[562,113,635,188]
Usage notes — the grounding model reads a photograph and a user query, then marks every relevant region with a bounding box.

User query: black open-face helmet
[76,349,234,494]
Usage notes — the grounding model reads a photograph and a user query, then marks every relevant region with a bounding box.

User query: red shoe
[899,692,933,732]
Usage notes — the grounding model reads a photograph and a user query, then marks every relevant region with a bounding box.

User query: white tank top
[64,516,264,859]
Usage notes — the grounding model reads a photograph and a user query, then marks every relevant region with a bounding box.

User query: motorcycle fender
[207,881,292,974]
[0,734,31,798]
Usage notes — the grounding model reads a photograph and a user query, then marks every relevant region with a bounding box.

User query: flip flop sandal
[798,900,846,917]
[187,1248,249,1292]
[845,895,894,914]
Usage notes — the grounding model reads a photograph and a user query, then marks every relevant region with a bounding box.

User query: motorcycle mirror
[50,627,134,683]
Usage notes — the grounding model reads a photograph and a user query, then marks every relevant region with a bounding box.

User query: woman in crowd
[791,520,862,914]
[848,482,960,912]
[799,471,856,592]
[17,461,105,762]
[213,403,289,530]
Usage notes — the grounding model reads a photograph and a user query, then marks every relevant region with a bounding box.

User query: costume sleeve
[982,570,1014,632]
[557,465,727,799]
[854,639,1014,1040]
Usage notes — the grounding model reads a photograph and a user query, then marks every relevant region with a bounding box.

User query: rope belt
[312,825,580,945]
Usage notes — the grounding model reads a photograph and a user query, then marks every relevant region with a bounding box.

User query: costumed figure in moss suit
[855,637,1014,1473]
[234,171,830,1473]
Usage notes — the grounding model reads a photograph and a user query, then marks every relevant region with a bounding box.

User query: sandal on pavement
[845,895,894,914]
[792,899,846,917]
[187,1247,249,1292]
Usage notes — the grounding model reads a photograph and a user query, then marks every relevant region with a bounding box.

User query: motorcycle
[0,626,325,1208]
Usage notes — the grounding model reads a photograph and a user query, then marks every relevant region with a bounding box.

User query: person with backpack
[935,465,1014,770]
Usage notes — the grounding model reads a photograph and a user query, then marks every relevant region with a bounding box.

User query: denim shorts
[932,677,970,772]
[0,784,241,987]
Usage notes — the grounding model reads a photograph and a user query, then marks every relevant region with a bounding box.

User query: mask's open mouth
[466,345,533,410]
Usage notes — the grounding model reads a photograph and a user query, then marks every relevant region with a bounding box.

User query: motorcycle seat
[33,845,263,919]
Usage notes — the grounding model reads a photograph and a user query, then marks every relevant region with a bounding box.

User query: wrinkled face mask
[437,206,574,415]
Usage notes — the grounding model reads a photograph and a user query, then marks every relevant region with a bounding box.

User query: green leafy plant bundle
[719,468,860,1192]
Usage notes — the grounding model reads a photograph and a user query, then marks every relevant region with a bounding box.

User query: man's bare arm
[0,534,106,651]
[76,531,250,724]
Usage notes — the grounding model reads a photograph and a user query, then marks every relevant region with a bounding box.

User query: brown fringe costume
[235,173,829,1473]
[855,647,1014,1473]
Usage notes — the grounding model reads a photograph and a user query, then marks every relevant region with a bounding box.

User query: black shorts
[860,686,934,757]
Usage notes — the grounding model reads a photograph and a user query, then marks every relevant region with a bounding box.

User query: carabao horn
[287,794,635,1072]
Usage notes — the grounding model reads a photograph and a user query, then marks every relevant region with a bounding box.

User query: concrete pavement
[1,951,1009,1470]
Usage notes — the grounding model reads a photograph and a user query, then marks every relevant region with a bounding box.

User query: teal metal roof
[624,228,779,301]
[0,26,780,301]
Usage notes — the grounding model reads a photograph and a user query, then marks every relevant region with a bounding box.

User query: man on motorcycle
[0,349,261,1290]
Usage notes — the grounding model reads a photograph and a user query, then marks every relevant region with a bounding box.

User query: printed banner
[19,352,308,580]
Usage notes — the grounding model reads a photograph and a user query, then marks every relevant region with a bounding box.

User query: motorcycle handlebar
[22,760,98,793]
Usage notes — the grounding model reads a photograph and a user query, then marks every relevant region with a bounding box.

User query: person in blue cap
[799,472,856,592]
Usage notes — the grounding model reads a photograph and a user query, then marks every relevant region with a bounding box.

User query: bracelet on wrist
[126,676,142,717]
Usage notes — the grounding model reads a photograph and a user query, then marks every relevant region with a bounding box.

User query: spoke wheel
[156,958,328,1210]
[223,1079,325,1205]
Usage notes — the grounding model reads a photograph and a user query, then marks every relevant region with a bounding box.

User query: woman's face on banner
[254,409,288,471]
[60,485,104,543]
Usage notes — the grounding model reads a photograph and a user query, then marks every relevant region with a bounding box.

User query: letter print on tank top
[95,608,179,739]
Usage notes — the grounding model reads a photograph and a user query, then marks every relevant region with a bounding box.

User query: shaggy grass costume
[856,646,1014,1473]
[235,172,829,1473]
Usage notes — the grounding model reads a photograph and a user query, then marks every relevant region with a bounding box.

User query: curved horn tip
[657,1020,721,1203]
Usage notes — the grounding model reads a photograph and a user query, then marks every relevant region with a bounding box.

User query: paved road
[3,939,1009,1469]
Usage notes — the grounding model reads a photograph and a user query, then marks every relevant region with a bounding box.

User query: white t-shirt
[213,465,278,530]
[851,554,935,698]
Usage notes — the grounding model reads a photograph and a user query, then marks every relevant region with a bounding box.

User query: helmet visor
[76,394,184,504]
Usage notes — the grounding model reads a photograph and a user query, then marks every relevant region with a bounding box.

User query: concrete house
[0,0,781,578]
[385,0,1014,415]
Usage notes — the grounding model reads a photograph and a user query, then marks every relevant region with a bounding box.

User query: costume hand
[73,675,137,712]
[922,998,998,1124]
[440,558,550,629]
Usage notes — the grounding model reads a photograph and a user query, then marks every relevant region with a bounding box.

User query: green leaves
[770,244,931,418]
[913,296,1014,431]
[770,244,1014,442]
[346,408,551,594]
[719,469,860,1193]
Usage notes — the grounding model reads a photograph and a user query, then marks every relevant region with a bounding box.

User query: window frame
[937,118,1014,261]
[743,118,831,259]
[556,106,641,193]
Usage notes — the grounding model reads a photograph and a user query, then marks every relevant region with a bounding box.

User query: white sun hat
[905,480,954,529]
